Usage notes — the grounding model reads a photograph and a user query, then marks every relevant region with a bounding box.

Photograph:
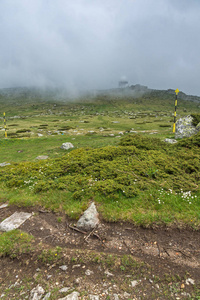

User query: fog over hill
[0,85,200,103]
[1,1,200,96]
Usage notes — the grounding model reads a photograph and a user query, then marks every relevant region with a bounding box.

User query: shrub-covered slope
[1,133,199,197]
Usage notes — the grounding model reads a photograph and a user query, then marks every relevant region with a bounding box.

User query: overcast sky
[0,0,200,95]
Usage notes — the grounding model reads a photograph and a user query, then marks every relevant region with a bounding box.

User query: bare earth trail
[0,206,200,299]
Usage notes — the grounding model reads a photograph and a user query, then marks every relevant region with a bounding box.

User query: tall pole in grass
[3,112,7,138]
[173,89,179,133]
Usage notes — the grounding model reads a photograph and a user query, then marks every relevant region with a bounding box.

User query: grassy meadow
[0,90,200,228]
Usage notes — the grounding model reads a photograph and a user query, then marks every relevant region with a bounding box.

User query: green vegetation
[0,92,200,227]
[0,230,34,258]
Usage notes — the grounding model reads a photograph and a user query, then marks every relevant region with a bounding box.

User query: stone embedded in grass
[76,202,99,231]
[60,142,74,150]
[0,212,32,232]
[0,162,11,167]
[164,138,177,144]
[36,155,49,160]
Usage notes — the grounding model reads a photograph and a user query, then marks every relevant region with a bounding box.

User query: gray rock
[59,265,68,271]
[113,294,120,300]
[186,278,195,285]
[0,212,32,232]
[85,269,94,276]
[123,292,131,298]
[164,138,177,144]
[104,269,114,277]
[58,291,80,300]
[175,115,199,139]
[59,287,71,293]
[43,292,51,300]
[76,202,99,231]
[131,280,139,287]
[36,155,48,160]
[0,162,11,167]
[60,142,74,150]
[89,295,99,300]
[0,203,8,209]
[29,285,45,300]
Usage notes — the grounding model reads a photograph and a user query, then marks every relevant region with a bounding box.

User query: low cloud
[0,0,200,95]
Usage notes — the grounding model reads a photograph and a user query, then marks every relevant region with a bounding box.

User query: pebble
[85,269,94,276]
[131,280,139,287]
[59,265,68,271]
[59,287,71,293]
[186,278,195,285]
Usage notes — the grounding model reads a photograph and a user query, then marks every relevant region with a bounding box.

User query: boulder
[60,142,74,150]
[76,202,99,231]
[175,115,199,139]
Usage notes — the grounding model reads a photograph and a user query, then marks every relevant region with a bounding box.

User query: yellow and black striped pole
[3,112,7,138]
[173,89,179,133]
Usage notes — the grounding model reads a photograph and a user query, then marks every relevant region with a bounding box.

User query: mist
[1,0,200,95]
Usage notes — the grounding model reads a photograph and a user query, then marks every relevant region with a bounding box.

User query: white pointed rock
[76,202,99,231]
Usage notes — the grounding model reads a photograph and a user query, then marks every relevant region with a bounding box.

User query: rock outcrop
[175,115,200,139]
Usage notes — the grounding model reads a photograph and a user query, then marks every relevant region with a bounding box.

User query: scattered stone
[104,269,114,277]
[89,295,99,300]
[58,291,80,300]
[36,155,49,160]
[59,287,71,293]
[175,115,199,139]
[60,142,74,150]
[0,203,8,209]
[164,138,177,144]
[74,278,81,285]
[37,133,43,137]
[181,292,191,297]
[29,285,45,300]
[113,294,120,300]
[0,212,32,232]
[72,264,81,269]
[59,265,68,271]
[0,162,11,167]
[186,278,195,285]
[131,280,139,287]
[85,269,94,276]
[43,292,51,300]
[76,202,99,231]
[124,292,131,298]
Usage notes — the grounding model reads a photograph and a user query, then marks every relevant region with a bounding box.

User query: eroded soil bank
[0,206,200,299]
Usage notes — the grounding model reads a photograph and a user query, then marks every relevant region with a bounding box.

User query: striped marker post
[3,112,7,138]
[173,89,179,133]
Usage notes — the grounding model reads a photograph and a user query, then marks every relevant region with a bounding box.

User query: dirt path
[0,206,200,299]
